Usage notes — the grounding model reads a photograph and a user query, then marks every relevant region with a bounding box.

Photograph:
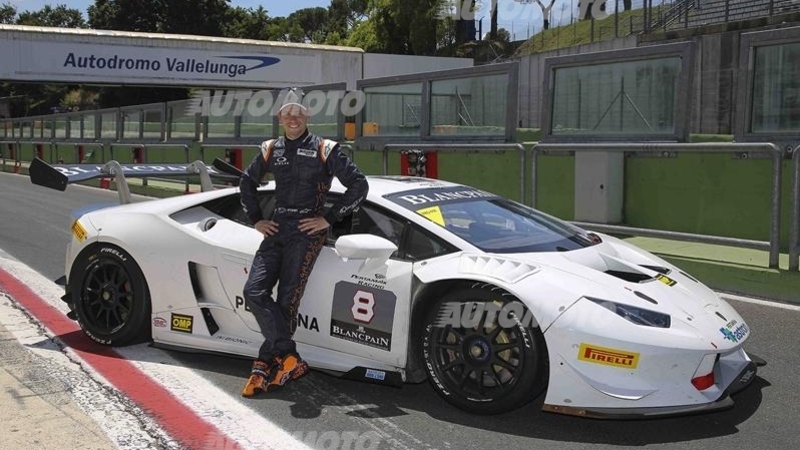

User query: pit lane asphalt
[1,170,799,450]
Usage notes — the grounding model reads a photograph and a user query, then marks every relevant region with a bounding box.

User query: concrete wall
[362,54,473,80]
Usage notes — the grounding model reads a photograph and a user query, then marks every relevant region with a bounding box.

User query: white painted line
[718,292,800,311]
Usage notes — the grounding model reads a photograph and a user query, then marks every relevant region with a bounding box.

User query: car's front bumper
[542,356,762,419]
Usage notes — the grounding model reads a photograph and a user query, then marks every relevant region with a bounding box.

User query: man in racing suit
[240,88,368,397]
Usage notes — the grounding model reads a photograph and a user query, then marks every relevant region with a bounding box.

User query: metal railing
[790,145,800,271]
[531,142,785,269]
[381,143,527,204]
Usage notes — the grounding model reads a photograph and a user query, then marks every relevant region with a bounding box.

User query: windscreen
[386,187,600,253]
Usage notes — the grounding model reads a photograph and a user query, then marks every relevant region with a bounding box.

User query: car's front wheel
[69,244,151,346]
[421,284,547,414]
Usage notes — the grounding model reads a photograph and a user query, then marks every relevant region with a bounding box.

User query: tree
[16,4,86,28]
[328,0,368,33]
[369,0,442,55]
[88,0,230,36]
[222,6,283,41]
[288,7,329,43]
[0,3,16,24]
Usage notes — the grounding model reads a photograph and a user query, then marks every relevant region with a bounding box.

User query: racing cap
[277,87,308,115]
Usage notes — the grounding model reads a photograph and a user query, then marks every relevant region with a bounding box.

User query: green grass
[515,7,668,56]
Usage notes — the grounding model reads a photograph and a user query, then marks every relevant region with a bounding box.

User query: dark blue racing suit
[239,130,368,362]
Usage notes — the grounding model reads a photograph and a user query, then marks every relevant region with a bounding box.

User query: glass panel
[121,110,140,139]
[69,116,82,139]
[53,117,67,139]
[551,57,681,136]
[363,83,423,136]
[205,92,236,139]
[82,114,96,140]
[751,43,800,133]
[304,90,339,139]
[240,89,274,140]
[168,100,198,140]
[142,108,162,139]
[100,112,117,139]
[430,74,507,137]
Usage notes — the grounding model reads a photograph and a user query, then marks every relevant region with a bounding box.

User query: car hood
[428,232,748,349]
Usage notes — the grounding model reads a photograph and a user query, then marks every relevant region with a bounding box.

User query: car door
[296,201,415,369]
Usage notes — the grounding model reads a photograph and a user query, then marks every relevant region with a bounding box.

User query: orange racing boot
[241,358,279,397]
[266,353,309,392]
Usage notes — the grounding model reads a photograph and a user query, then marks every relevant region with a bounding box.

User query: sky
[3,0,619,42]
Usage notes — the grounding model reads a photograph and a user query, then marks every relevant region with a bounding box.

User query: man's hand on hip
[298,217,330,235]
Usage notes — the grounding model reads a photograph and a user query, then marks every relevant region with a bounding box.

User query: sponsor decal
[578,343,640,369]
[330,281,396,351]
[100,247,127,262]
[234,296,319,332]
[297,148,317,158]
[655,274,677,286]
[214,335,252,345]
[738,369,755,385]
[349,273,387,290]
[296,314,320,332]
[365,369,386,381]
[152,317,168,328]
[171,313,194,333]
[387,188,498,209]
[719,320,749,343]
[71,219,87,242]
[415,206,445,226]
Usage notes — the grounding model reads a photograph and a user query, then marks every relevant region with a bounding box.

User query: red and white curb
[0,251,313,450]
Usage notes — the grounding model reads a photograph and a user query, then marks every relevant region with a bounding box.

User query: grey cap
[278,88,307,113]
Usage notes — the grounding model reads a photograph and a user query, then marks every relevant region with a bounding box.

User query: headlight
[586,297,671,328]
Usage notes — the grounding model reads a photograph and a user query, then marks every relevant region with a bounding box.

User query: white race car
[29,157,763,417]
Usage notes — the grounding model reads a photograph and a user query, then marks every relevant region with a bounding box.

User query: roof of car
[333,175,466,197]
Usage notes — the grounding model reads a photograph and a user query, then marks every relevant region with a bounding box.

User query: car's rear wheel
[70,244,151,346]
[421,284,547,414]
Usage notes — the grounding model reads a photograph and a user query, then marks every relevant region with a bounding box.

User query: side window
[352,205,404,246]
[404,226,455,261]
[324,197,456,262]
[201,191,275,226]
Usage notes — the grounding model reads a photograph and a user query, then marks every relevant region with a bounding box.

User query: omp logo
[71,220,87,242]
[578,343,640,369]
[171,313,193,333]
[655,274,677,286]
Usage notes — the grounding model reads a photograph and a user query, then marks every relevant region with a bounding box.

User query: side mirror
[335,234,398,271]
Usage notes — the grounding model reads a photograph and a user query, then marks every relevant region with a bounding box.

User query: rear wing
[29,158,243,204]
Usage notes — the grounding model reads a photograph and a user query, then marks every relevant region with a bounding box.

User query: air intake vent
[640,265,671,275]
[605,270,652,283]
[634,291,658,305]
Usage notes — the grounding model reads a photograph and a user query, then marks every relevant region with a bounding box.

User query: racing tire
[69,244,152,346]
[421,284,547,415]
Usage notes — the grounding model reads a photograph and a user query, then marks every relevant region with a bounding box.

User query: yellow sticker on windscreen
[416,206,445,226]
[71,220,87,243]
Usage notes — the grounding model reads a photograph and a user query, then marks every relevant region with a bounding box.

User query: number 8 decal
[352,290,375,323]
